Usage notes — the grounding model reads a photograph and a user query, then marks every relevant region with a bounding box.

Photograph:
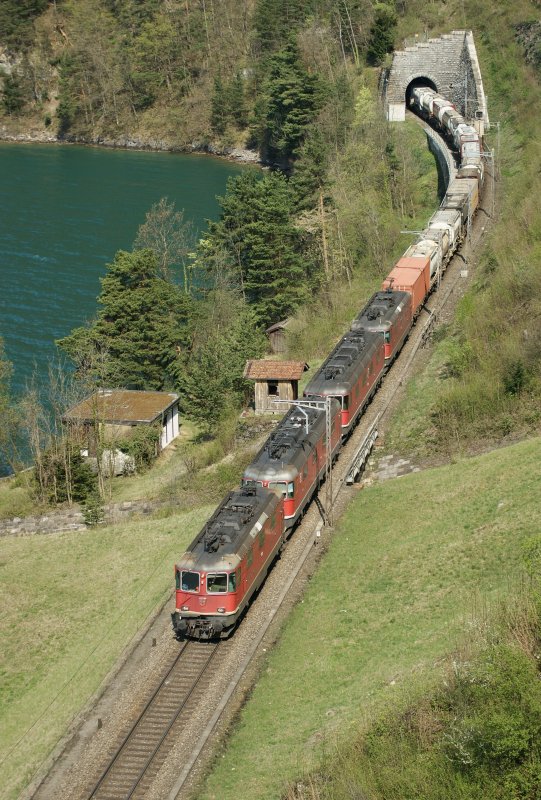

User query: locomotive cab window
[181,571,199,592]
[207,573,227,593]
[384,331,391,343]
[228,572,237,592]
[342,396,349,410]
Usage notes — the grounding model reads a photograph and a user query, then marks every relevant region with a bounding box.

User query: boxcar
[382,256,431,317]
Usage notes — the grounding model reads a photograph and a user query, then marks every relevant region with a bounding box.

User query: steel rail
[87,641,219,799]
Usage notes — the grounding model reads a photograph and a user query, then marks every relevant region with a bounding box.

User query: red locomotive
[242,401,342,527]
[172,484,284,639]
[303,331,386,437]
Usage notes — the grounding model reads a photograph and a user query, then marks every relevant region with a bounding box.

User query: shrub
[118,423,161,472]
[82,492,105,527]
[34,445,97,505]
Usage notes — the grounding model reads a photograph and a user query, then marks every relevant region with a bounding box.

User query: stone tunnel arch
[405,76,438,107]
[383,31,489,126]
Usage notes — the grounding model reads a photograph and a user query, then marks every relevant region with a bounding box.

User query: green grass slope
[0,505,213,800]
[200,437,541,800]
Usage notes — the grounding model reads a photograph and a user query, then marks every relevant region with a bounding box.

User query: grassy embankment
[0,504,213,800]
[199,436,541,800]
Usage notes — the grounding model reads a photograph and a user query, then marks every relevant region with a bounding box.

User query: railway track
[85,641,222,800]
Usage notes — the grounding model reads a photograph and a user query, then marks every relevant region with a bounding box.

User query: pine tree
[2,73,25,115]
[226,73,248,130]
[0,0,47,50]
[252,38,326,163]
[57,249,193,390]
[366,3,397,66]
[210,76,228,135]
[290,128,329,211]
[254,0,315,53]
[200,171,317,327]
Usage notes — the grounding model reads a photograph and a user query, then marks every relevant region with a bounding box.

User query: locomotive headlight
[181,605,189,611]
[217,607,225,613]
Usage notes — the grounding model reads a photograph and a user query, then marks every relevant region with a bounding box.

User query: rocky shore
[0,124,261,163]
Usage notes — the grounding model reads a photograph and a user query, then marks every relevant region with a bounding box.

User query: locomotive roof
[175,485,281,572]
[243,402,334,482]
[351,290,411,334]
[304,330,381,396]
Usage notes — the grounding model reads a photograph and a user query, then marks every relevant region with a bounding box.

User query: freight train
[171,87,484,640]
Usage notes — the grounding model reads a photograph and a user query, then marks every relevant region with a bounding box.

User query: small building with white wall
[63,388,180,454]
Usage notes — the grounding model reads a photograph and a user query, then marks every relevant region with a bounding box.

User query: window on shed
[268,381,279,397]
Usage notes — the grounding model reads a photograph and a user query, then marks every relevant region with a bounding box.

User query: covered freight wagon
[382,256,430,318]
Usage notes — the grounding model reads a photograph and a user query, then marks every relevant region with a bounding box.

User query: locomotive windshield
[180,571,199,592]
[207,573,227,593]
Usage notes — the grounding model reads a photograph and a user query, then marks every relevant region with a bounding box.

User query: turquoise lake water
[0,142,248,398]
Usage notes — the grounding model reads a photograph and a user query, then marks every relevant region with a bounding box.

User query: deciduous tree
[134,197,195,289]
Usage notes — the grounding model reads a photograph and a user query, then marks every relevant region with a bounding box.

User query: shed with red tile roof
[243,360,308,413]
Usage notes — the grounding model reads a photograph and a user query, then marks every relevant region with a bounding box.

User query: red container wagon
[303,331,385,436]
[242,401,342,528]
[382,256,431,318]
[172,485,284,639]
[350,290,412,369]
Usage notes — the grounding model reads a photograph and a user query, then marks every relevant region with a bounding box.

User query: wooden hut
[243,360,308,414]
[265,318,292,354]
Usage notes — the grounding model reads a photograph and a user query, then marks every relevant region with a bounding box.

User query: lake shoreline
[0,125,261,165]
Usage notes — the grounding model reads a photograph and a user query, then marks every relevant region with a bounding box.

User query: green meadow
[200,436,541,800]
[0,505,213,800]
